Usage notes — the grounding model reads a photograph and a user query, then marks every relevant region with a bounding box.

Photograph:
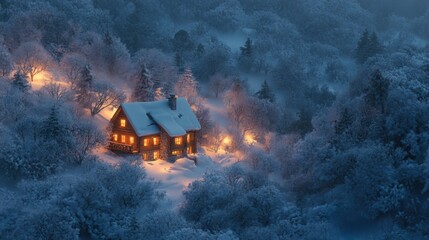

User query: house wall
[139,134,161,160]
[109,108,139,152]
[186,131,198,154]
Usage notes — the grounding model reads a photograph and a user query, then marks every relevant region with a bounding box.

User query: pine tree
[133,63,154,102]
[356,30,383,64]
[240,38,253,57]
[239,38,254,71]
[174,68,198,104]
[366,69,389,114]
[355,29,370,64]
[369,32,382,56]
[255,80,275,103]
[40,106,62,141]
[76,64,93,107]
[12,71,30,92]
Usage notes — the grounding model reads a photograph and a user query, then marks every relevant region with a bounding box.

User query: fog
[0,0,429,239]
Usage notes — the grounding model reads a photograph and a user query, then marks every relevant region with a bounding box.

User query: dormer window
[120,119,126,127]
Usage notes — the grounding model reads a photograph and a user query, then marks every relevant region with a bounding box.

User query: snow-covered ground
[94,147,228,210]
[94,97,240,209]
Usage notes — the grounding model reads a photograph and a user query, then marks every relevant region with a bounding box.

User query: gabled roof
[120,98,201,137]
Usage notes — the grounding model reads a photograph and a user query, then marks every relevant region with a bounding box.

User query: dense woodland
[1,0,429,239]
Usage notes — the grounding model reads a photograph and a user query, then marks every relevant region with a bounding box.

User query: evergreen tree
[255,80,275,103]
[133,63,154,102]
[76,64,93,107]
[40,106,62,141]
[366,69,389,114]
[240,38,253,57]
[355,30,383,64]
[369,32,382,56]
[239,38,254,71]
[12,71,30,92]
[174,68,198,105]
[355,29,370,64]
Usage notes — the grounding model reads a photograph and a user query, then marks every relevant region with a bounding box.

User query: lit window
[121,135,126,143]
[175,137,182,145]
[172,150,182,156]
[187,133,191,143]
[120,119,126,127]
[113,134,118,141]
[154,151,160,159]
[143,138,148,147]
[153,137,159,145]
[187,147,192,154]
[130,137,134,144]
[142,153,148,160]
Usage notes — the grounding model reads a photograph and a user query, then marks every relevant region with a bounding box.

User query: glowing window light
[120,119,126,127]
[172,150,182,156]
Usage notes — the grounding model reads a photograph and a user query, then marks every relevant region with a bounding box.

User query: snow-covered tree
[87,80,126,116]
[132,63,154,102]
[254,80,275,103]
[12,41,52,82]
[174,68,199,105]
[0,45,13,77]
[11,71,30,92]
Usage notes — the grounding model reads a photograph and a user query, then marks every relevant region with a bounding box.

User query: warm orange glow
[187,133,191,143]
[175,137,182,145]
[32,70,53,82]
[130,136,134,144]
[143,138,148,146]
[244,132,257,144]
[223,136,232,145]
[187,147,192,154]
[172,150,182,155]
[154,151,160,159]
[113,134,118,141]
[153,137,159,145]
[142,153,148,160]
[121,135,126,143]
[120,119,126,127]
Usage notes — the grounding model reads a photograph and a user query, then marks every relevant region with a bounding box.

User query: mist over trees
[0,0,429,238]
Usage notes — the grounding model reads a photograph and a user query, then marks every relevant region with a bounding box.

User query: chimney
[168,94,177,110]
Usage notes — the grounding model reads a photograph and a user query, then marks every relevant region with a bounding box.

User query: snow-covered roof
[120,98,201,137]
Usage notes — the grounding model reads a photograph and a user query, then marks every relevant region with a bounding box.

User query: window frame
[174,137,182,145]
[120,119,126,127]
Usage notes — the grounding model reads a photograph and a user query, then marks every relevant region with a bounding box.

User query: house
[108,95,201,161]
